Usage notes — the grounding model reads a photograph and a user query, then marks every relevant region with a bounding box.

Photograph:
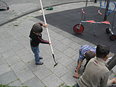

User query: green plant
[0,84,28,87]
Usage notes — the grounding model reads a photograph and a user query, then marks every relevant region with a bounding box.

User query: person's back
[77,44,112,87]
[78,57,109,87]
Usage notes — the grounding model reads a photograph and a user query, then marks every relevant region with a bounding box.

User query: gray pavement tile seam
[33,65,53,80]
[9,80,22,87]
[42,74,64,87]
[14,67,35,83]
[50,63,71,78]
[0,71,19,85]
[23,76,46,87]
[60,71,77,86]
[0,64,11,76]
[5,55,21,66]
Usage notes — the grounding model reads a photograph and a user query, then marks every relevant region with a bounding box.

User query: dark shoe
[35,62,43,65]
[39,57,43,59]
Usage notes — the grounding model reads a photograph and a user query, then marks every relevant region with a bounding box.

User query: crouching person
[76,44,116,87]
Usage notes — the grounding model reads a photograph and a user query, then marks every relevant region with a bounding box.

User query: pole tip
[54,63,58,67]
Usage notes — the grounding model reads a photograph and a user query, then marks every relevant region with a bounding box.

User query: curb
[0,1,93,26]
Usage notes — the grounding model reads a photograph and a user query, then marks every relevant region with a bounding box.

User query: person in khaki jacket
[76,44,116,87]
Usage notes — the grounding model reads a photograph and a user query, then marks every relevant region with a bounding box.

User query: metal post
[104,0,110,21]
[85,0,88,7]
[107,55,116,70]
[94,0,97,3]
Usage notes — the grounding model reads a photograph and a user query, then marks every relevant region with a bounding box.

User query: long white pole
[39,0,57,66]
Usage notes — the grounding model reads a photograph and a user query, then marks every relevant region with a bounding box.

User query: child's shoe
[39,57,43,59]
[35,61,43,65]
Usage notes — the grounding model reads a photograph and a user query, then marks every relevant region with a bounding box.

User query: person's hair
[85,51,95,60]
[32,23,43,33]
[96,45,110,58]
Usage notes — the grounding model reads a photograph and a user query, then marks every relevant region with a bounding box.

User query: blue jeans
[31,46,40,63]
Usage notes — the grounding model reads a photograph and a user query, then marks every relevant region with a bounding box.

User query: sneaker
[39,57,43,59]
[35,62,43,65]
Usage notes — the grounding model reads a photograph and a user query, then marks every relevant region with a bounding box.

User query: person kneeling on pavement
[76,44,116,87]
[73,45,96,79]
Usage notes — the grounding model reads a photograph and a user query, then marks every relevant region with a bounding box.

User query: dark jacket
[29,28,49,47]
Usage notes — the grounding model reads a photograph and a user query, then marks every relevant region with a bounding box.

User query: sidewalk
[0,2,115,87]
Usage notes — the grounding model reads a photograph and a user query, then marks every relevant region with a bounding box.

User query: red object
[73,24,84,33]
[86,20,96,23]
[101,21,110,24]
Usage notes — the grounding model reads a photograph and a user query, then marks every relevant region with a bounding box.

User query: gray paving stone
[27,60,39,71]
[63,48,77,58]
[0,64,11,76]
[33,65,53,80]
[61,38,74,46]
[42,74,63,87]
[11,61,27,73]
[58,56,74,66]
[59,31,74,39]
[15,48,32,58]
[19,52,33,63]
[15,67,35,83]
[69,42,81,51]
[2,50,16,59]
[0,56,6,65]
[50,31,66,41]
[43,57,58,69]
[54,42,69,52]
[39,45,51,57]
[6,55,21,66]
[78,40,93,46]
[71,53,79,61]
[49,25,64,34]
[69,36,84,44]
[66,60,77,72]
[0,71,18,84]
[50,64,69,78]
[51,39,62,48]
[53,49,68,61]
[11,43,25,52]
[61,72,77,86]
[23,77,46,87]
[9,80,22,86]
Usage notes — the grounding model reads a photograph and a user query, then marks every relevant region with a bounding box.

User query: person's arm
[73,60,83,78]
[37,36,49,44]
[75,60,83,73]
[107,78,116,86]
[73,46,85,78]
